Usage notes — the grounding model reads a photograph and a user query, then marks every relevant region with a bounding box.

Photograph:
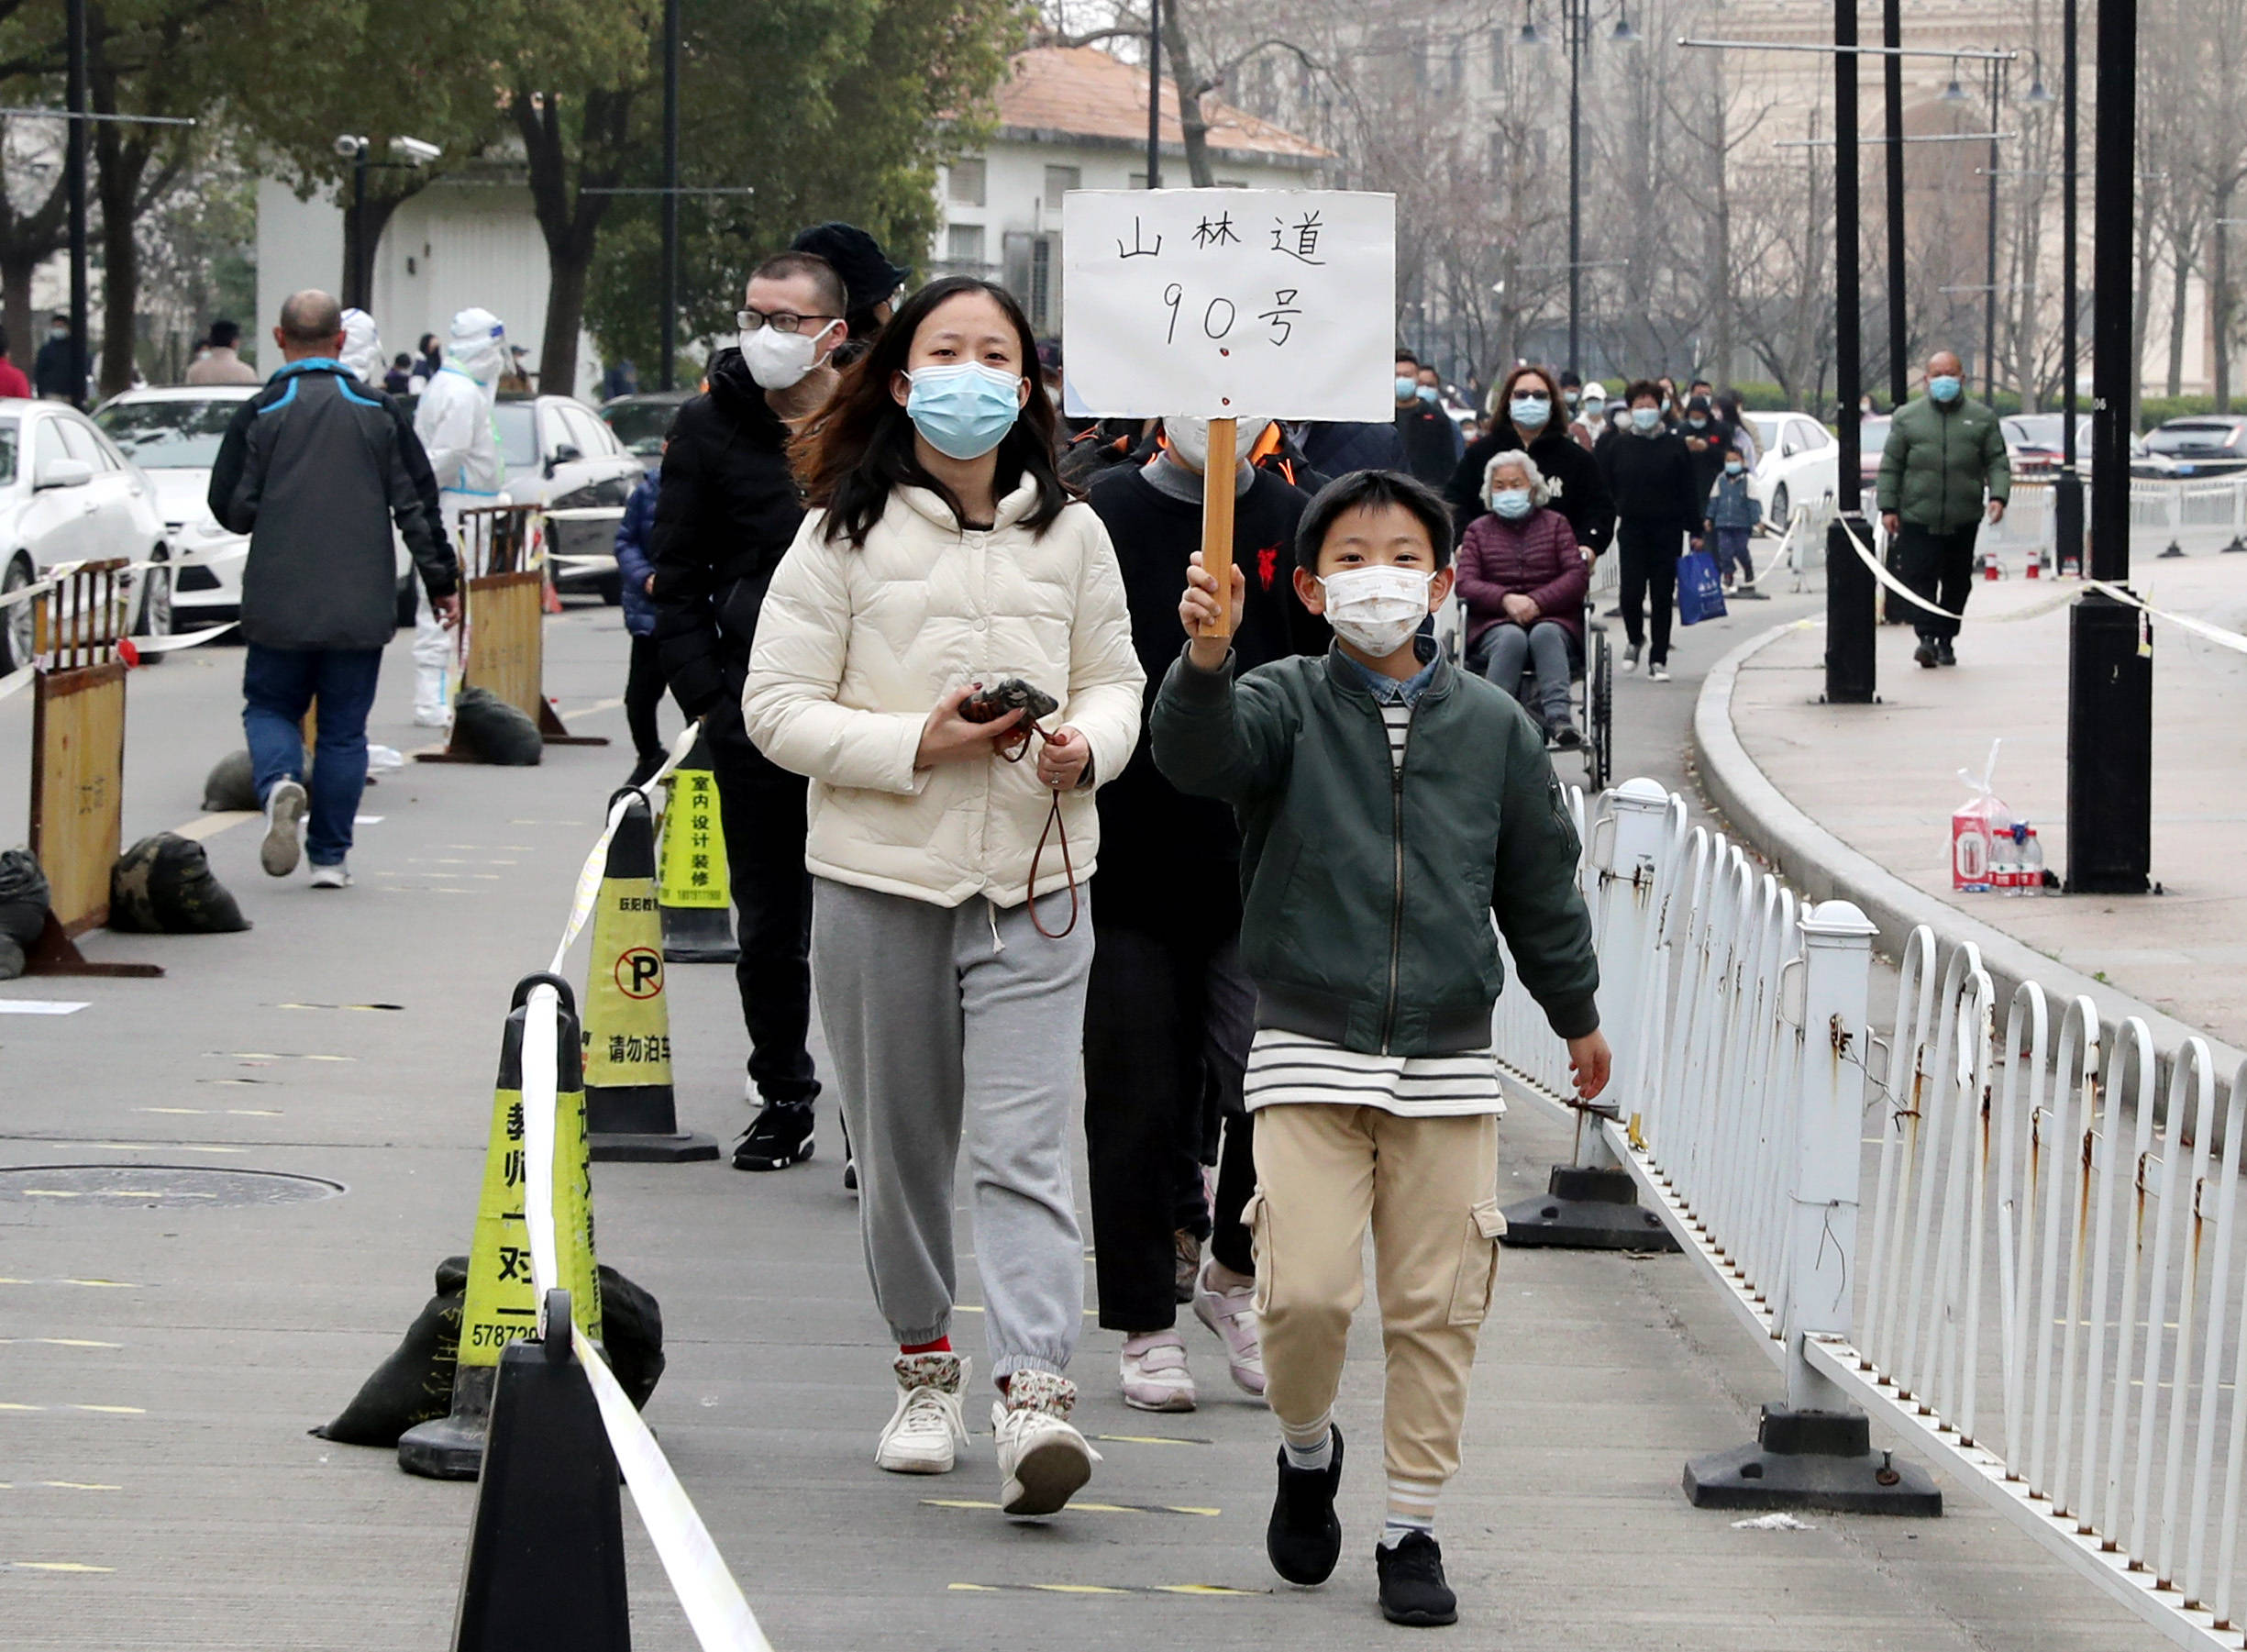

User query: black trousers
[1082,921,1256,1332]
[707,728,821,1108]
[1895,520,1979,642]
[625,634,666,760]
[1616,523,1681,665]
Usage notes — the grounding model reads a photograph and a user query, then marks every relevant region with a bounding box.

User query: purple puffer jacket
[1456,505,1590,649]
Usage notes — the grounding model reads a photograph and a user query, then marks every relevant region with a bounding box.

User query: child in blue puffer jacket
[614,448,666,783]
[1704,454,1760,593]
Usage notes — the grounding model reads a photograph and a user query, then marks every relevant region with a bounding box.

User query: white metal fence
[1495,776,2247,1648]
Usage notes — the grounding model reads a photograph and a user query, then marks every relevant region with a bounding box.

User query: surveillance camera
[333,133,367,159]
[393,136,443,165]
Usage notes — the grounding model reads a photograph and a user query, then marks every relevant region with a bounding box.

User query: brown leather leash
[991,721,1079,940]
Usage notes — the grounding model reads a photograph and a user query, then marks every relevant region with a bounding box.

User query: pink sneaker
[1120,1331,1196,1413]
[1191,1261,1267,1398]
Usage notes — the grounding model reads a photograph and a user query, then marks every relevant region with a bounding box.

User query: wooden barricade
[24,560,158,977]
[420,505,608,763]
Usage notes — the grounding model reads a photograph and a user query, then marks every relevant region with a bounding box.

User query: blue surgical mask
[1510,394,1550,429]
[1415,383,1438,405]
[1491,487,1533,520]
[905,363,1023,460]
[1724,458,1743,475]
[1395,376,1419,401]
[1688,416,1708,430]
[1631,406,1662,434]
[1930,373,1963,404]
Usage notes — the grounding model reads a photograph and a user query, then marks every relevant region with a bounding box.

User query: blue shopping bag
[1677,548,1728,626]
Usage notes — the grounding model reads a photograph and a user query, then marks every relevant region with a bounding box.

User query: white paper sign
[1060,189,1396,422]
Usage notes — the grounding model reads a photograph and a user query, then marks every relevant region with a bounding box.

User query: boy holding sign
[1151,470,1610,1627]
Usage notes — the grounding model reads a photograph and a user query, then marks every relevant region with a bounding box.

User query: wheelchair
[1434,585,1613,793]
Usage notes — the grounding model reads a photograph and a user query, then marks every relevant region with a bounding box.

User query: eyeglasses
[736,308,838,335]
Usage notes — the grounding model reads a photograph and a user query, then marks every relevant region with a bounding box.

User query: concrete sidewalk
[0,607,2178,1649]
[1698,554,2247,1083]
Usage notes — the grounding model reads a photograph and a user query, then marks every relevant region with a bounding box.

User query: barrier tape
[0,541,250,613]
[1836,515,1965,621]
[548,717,704,976]
[522,927,772,1650]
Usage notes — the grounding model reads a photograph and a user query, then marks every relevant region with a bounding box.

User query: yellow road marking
[8,1560,114,1572]
[39,1482,120,1491]
[71,1405,145,1414]
[172,811,257,842]
[0,1339,122,1348]
[1093,1434,1213,1447]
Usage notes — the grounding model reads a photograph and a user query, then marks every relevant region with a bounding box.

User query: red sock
[901,1336,951,1355]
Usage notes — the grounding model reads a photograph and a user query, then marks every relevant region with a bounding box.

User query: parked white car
[1743,410,1840,527]
[493,394,643,603]
[95,384,420,632]
[0,397,174,673]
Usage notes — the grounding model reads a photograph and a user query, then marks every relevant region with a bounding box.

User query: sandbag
[202,750,259,813]
[0,848,49,948]
[313,1256,665,1447]
[0,933,24,981]
[109,833,251,934]
[451,685,542,766]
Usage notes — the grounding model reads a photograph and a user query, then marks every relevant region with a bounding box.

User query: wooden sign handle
[1198,416,1237,638]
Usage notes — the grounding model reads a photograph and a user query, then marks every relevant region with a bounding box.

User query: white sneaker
[1622,644,1641,673]
[874,1352,969,1475]
[412,706,449,728]
[1191,1262,1267,1398]
[308,862,352,890]
[1648,663,1672,682]
[1120,1332,1197,1413]
[260,780,306,877]
[991,1369,1097,1516]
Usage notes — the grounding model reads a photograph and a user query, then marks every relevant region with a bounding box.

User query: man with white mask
[1075,409,1325,1414]
[650,250,846,1174]
[411,306,508,725]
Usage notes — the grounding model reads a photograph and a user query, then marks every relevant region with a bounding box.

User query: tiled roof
[995,46,1331,163]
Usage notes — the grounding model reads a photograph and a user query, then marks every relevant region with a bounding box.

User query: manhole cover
[0,1165,345,1209]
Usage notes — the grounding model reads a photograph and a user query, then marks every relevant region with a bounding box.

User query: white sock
[1380,1514,1435,1549]
[1280,1416,1334,1473]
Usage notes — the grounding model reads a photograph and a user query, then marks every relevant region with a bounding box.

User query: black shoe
[1914,639,1939,669]
[1376,1531,1459,1627]
[1937,638,1957,666]
[732,1102,814,1171]
[843,1158,858,1192]
[1550,719,1584,749]
[625,752,665,789]
[1267,1425,1345,1586]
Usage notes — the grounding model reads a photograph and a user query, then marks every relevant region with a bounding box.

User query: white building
[930,47,1331,337]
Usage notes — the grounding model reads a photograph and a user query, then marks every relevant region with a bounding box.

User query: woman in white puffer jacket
[744,277,1144,1521]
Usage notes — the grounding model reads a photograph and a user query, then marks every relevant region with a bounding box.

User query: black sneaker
[733,1102,814,1171]
[1550,719,1584,749]
[1376,1531,1458,1627]
[1267,1425,1345,1586]
[1937,638,1957,666]
[625,752,665,789]
[1914,639,1940,669]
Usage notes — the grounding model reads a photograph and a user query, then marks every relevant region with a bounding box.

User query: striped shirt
[1245,1029,1506,1118]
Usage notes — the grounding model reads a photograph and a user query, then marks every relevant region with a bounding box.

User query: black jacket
[33,334,83,399]
[1394,402,1458,488]
[1446,422,1615,554]
[1599,427,1701,543]
[648,348,803,748]
[1295,420,1405,477]
[1085,462,1322,940]
[208,360,455,649]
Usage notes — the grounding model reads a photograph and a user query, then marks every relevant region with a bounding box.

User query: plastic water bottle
[2020,825,2045,894]
[1992,825,2021,895]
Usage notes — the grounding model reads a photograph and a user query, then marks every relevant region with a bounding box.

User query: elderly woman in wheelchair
[1455,449,1591,748]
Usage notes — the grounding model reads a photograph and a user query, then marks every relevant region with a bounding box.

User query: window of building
[947,158,986,206]
[1030,236,1055,328]
[946,223,986,266]
[1044,165,1080,209]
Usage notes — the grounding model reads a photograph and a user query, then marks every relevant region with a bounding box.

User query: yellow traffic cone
[399,973,603,1480]
[585,792,716,1163]
[658,739,738,963]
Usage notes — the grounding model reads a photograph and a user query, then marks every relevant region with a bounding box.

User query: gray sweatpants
[811,876,1092,1380]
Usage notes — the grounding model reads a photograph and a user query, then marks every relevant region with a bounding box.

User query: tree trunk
[2170,226,2193,400]
[515,85,632,401]
[89,28,151,399]
[1708,53,1733,383]
[2215,182,2235,413]
[342,189,412,315]
[1162,4,1214,188]
[3,253,36,369]
[2131,185,2157,434]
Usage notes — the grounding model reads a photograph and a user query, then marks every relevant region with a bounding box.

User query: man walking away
[1877,349,2010,668]
[208,290,459,890]
[651,249,847,1173]
[413,307,509,725]
[34,313,83,402]
[187,318,260,385]
[1394,351,1457,489]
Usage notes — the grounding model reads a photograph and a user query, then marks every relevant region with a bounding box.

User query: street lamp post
[335,135,443,314]
[2054,0,2083,571]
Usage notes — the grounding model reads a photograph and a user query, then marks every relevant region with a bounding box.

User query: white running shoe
[1622,643,1641,673]
[1120,1331,1197,1413]
[1191,1261,1267,1398]
[413,706,449,728]
[991,1369,1098,1516]
[875,1352,969,1475]
[1648,663,1672,682]
[308,862,352,890]
[260,780,307,877]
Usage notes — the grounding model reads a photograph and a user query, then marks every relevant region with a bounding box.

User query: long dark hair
[793,276,1068,548]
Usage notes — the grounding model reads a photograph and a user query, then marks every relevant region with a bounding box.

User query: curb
[1692,619,2244,1105]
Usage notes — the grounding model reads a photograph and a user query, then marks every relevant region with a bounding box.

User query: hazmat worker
[338,308,386,385]
[410,308,508,726]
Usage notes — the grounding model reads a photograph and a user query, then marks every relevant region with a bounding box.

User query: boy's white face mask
[1321,565,1431,658]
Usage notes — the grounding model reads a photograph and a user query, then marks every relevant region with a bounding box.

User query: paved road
[0,596,2174,1649]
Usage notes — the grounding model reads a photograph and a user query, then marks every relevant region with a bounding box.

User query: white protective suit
[338,308,385,384]
[409,308,508,723]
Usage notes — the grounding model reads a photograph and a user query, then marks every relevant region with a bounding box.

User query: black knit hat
[789,221,910,315]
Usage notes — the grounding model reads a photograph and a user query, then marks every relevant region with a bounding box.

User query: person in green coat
[1876,349,2011,668]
